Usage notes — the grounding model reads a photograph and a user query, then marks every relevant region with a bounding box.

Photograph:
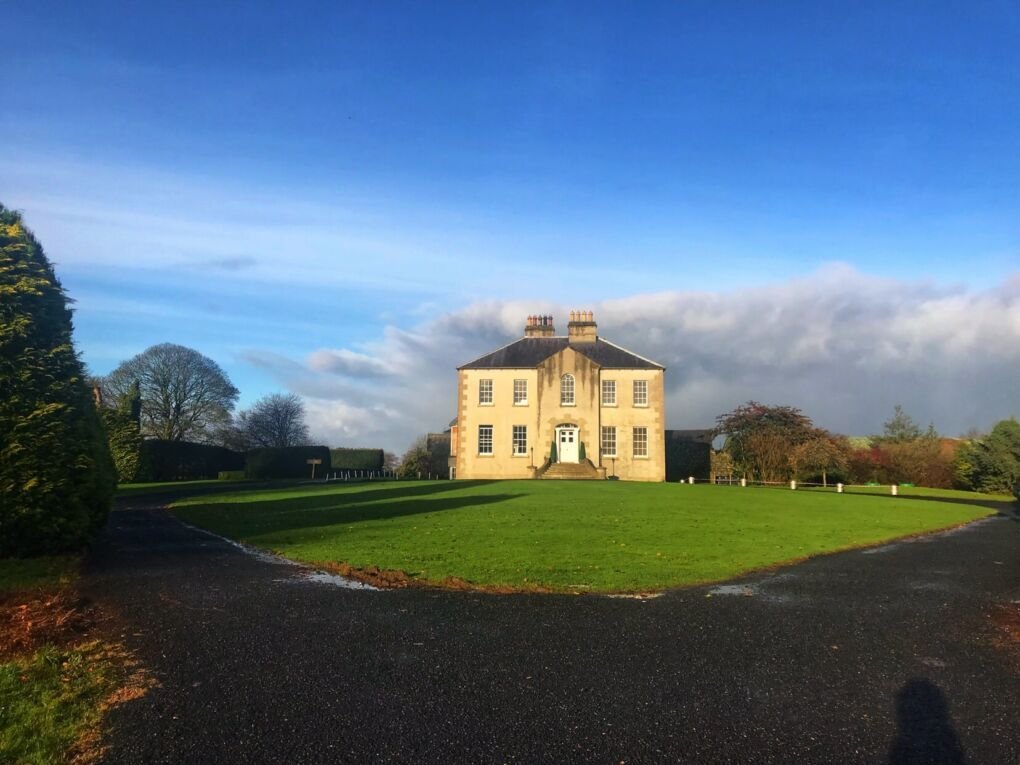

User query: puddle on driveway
[301,571,378,590]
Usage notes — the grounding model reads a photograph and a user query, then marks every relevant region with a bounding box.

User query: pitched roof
[459,337,664,370]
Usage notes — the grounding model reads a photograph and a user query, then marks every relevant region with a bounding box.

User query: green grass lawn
[115,478,239,497]
[171,480,1005,593]
[0,555,80,594]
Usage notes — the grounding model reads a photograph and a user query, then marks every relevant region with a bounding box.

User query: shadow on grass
[173,487,523,540]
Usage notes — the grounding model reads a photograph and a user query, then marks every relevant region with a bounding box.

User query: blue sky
[2,2,1018,449]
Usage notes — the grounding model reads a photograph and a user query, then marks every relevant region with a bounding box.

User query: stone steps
[541,461,601,480]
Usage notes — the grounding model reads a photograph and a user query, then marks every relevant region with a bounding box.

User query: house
[449,312,666,481]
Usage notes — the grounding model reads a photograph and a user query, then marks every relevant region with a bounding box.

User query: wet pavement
[86,497,1020,764]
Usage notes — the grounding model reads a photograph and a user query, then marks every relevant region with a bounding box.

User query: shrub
[245,445,331,480]
[218,470,245,481]
[137,440,244,482]
[329,448,384,472]
[0,205,116,556]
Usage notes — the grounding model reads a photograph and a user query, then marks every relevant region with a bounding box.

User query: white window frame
[633,380,648,407]
[479,379,493,406]
[512,425,528,456]
[601,426,617,458]
[513,378,528,406]
[560,374,575,406]
[478,425,493,455]
[601,379,616,406]
[633,426,648,458]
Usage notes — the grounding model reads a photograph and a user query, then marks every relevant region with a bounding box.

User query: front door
[557,427,579,463]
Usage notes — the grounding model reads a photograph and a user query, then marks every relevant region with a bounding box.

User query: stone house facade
[449,312,666,481]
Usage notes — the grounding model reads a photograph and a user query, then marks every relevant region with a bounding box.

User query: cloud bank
[242,265,1020,453]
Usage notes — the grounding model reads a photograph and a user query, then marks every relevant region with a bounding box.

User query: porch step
[540,460,601,480]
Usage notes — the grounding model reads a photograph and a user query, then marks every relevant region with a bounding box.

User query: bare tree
[104,343,239,442]
[238,393,310,449]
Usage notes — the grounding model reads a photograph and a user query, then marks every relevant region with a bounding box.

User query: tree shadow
[171,487,524,539]
[888,494,1019,519]
[889,678,966,764]
[116,479,496,512]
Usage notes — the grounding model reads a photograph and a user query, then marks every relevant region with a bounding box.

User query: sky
[2,1,1018,451]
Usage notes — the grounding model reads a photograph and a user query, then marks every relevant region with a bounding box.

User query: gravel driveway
[86,495,1020,764]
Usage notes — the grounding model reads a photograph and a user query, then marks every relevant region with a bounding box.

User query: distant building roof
[459,337,663,370]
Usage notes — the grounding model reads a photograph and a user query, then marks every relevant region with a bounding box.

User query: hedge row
[245,445,331,480]
[664,433,712,482]
[138,440,244,482]
[329,448,384,472]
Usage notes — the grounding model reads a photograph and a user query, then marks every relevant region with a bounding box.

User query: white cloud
[243,266,1020,451]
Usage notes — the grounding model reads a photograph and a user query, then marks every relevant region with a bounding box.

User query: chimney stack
[524,314,556,338]
[567,309,597,343]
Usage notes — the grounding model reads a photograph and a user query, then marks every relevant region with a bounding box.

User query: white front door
[557,427,579,463]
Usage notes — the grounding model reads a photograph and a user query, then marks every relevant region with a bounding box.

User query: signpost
[306,458,322,479]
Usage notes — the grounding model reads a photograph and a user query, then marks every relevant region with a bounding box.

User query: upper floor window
[633,426,648,457]
[560,374,575,406]
[601,379,616,406]
[633,380,648,407]
[478,425,493,455]
[479,379,493,405]
[513,379,528,406]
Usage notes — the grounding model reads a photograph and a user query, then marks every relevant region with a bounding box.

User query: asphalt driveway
[85,494,1020,764]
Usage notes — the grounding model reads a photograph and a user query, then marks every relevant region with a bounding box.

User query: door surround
[555,423,580,463]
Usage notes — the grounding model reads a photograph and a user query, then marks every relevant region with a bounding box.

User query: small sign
[306,459,322,465]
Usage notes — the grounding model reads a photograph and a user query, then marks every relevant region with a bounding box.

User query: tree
[875,405,924,443]
[237,393,310,449]
[397,436,432,479]
[714,401,814,482]
[103,343,239,442]
[789,430,850,486]
[954,418,1020,493]
[98,379,144,482]
[0,203,116,555]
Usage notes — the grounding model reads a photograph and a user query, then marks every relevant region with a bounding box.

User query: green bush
[137,440,244,482]
[329,448,384,471]
[218,470,245,481]
[0,205,116,556]
[245,445,331,480]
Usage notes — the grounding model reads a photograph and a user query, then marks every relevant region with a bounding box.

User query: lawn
[171,480,1005,593]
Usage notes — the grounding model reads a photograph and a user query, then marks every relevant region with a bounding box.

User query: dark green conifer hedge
[0,204,116,556]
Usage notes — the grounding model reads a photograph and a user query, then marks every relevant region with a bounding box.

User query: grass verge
[1,556,151,764]
[171,480,1002,593]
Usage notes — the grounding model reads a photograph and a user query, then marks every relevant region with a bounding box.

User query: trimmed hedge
[246,445,331,480]
[329,448,384,472]
[138,440,244,482]
[665,433,712,482]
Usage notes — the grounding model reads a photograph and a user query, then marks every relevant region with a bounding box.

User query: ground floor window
[601,426,617,457]
[633,426,648,457]
[478,425,493,455]
[512,425,528,455]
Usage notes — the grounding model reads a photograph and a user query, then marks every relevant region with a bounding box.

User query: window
[601,426,617,457]
[633,426,648,457]
[512,425,528,455]
[478,425,493,454]
[479,379,493,405]
[633,380,648,407]
[601,379,616,406]
[560,374,575,406]
[513,379,528,405]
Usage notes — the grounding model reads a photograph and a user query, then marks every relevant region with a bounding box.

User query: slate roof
[459,337,664,370]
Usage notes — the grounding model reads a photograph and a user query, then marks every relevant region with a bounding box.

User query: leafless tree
[103,343,239,442]
[238,393,310,449]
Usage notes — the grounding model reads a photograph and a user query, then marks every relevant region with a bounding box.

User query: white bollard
[891,484,898,496]
[837,483,844,493]
[689,476,695,485]
[740,477,747,488]
[790,480,797,490]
